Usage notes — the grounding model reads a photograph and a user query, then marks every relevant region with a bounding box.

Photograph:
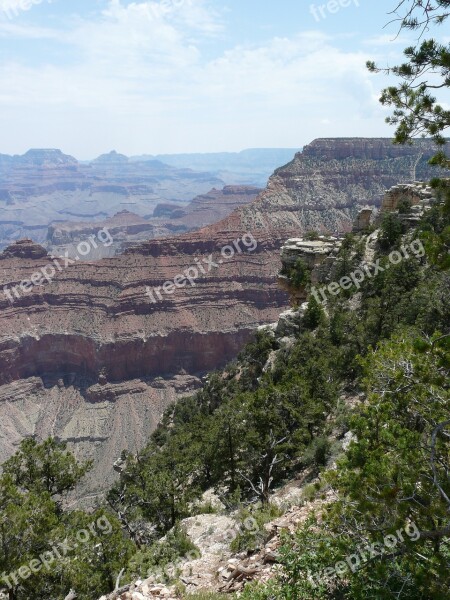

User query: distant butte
[1,239,49,260]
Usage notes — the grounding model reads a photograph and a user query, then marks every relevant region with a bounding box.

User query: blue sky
[0,0,447,158]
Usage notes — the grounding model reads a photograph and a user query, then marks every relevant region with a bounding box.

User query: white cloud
[0,0,395,156]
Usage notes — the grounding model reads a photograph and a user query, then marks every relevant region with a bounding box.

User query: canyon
[46,185,261,259]
[0,149,224,250]
[0,137,446,502]
[135,148,302,187]
[0,148,292,252]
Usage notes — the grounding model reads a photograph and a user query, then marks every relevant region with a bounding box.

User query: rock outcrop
[380,182,435,212]
[377,182,437,227]
[352,207,374,232]
[0,238,49,260]
[352,182,439,231]
[278,237,342,305]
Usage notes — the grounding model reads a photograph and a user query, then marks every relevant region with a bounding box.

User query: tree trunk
[228,423,236,491]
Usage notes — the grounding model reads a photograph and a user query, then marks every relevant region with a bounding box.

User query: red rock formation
[0,231,285,499]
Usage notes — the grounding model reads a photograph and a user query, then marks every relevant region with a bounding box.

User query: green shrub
[230,504,283,553]
[289,258,311,289]
[240,581,276,600]
[303,296,326,330]
[301,482,319,502]
[397,197,412,214]
[379,212,404,249]
[302,436,331,468]
[126,524,199,581]
[186,593,232,600]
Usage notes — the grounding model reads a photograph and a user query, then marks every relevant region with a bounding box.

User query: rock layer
[0,231,285,499]
[209,138,447,237]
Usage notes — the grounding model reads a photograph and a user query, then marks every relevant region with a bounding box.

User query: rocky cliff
[0,231,285,500]
[208,138,445,237]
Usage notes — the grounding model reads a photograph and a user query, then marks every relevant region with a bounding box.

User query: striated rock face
[208,138,447,238]
[158,185,262,230]
[0,230,286,500]
[300,137,432,160]
[0,374,202,501]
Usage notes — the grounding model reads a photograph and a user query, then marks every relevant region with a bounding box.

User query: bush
[186,594,232,600]
[379,212,404,249]
[281,258,311,289]
[397,197,412,214]
[302,436,331,468]
[126,524,199,582]
[230,504,283,553]
[303,296,326,330]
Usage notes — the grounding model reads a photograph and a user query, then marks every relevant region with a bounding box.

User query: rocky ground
[99,479,338,600]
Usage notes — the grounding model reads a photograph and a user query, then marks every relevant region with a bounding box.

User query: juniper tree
[367,0,450,166]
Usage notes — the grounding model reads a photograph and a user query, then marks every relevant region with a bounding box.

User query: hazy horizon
[0,146,303,162]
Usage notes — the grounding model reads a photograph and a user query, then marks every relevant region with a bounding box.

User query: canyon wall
[0,233,285,500]
[214,137,444,236]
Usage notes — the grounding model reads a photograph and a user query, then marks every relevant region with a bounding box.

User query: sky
[0,0,448,159]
